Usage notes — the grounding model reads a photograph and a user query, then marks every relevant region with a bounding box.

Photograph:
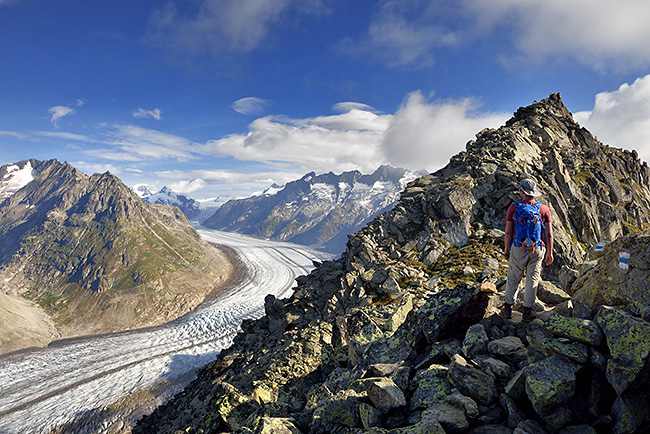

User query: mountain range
[136,185,208,222]
[135,94,650,434]
[0,159,235,354]
[202,165,425,253]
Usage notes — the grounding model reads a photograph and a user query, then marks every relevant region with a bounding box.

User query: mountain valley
[0,159,235,354]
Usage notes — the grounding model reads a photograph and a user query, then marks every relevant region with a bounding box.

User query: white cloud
[466,0,650,70]
[345,0,650,71]
[0,131,27,139]
[332,102,379,114]
[330,5,414,68]
[232,97,269,115]
[167,178,207,194]
[200,111,390,174]
[33,131,92,141]
[381,91,508,171]
[574,74,650,164]
[148,0,326,55]
[40,92,511,200]
[200,93,506,174]
[305,108,391,132]
[89,125,197,162]
[48,106,75,127]
[133,108,162,120]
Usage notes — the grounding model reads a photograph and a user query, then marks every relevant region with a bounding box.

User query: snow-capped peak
[133,184,154,198]
[0,160,35,199]
[263,183,285,196]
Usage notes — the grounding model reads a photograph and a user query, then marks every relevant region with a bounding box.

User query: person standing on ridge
[502,179,554,322]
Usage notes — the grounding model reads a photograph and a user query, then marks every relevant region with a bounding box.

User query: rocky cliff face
[134,94,650,434]
[203,165,424,253]
[0,159,234,354]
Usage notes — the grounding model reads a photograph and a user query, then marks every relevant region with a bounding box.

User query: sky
[2,0,650,203]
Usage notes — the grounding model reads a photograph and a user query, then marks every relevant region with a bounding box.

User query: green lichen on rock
[308,389,364,433]
[595,306,650,394]
[410,364,453,410]
[544,312,603,346]
[448,354,497,406]
[571,236,650,310]
[524,354,581,416]
[527,328,590,364]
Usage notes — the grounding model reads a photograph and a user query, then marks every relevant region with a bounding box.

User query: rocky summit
[134,94,650,434]
[0,159,235,354]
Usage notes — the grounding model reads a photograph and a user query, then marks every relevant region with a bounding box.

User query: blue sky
[2,0,650,202]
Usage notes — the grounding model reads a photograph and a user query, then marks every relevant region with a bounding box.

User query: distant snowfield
[0,161,35,199]
[0,229,332,434]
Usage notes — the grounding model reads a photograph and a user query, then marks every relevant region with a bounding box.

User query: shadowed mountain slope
[0,159,234,353]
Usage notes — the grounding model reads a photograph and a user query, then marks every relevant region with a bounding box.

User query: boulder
[462,324,490,359]
[504,369,527,401]
[366,377,406,413]
[538,406,573,431]
[384,294,414,334]
[448,354,497,406]
[410,364,454,410]
[309,389,365,434]
[410,365,453,410]
[571,236,650,311]
[398,412,446,434]
[475,355,512,379]
[544,313,603,346]
[610,392,650,434]
[359,403,381,429]
[500,394,529,428]
[513,419,548,434]
[524,354,582,417]
[527,329,590,364]
[446,389,479,419]
[488,336,526,358]
[423,401,470,433]
[366,363,401,378]
[594,306,650,394]
[537,281,571,306]
[365,283,488,364]
[254,417,302,434]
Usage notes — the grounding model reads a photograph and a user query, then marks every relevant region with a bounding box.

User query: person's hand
[545,251,554,265]
[504,249,510,260]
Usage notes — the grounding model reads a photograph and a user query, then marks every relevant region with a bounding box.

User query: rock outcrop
[134,94,650,434]
[0,159,235,353]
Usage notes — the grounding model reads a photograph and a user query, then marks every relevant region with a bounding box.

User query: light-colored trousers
[504,245,545,308]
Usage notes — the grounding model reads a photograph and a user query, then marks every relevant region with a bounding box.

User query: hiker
[502,179,554,322]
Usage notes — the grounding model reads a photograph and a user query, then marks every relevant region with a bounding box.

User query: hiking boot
[501,303,512,319]
[522,307,537,323]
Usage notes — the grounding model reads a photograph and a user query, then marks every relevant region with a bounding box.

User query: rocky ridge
[203,165,424,253]
[134,94,650,434]
[0,159,234,353]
